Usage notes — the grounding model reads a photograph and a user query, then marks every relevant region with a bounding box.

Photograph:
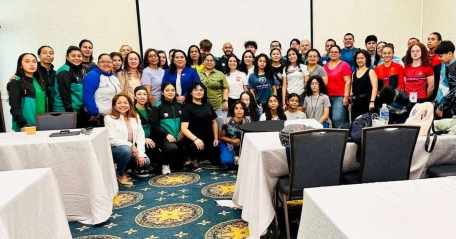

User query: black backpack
[339,113,374,162]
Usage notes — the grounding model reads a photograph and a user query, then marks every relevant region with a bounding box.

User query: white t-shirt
[226,70,248,99]
[247,66,255,79]
[283,64,309,95]
[284,110,307,120]
[259,113,280,121]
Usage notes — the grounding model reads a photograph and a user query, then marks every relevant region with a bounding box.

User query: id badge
[410,92,418,103]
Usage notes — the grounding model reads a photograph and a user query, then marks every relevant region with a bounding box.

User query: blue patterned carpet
[69,161,300,239]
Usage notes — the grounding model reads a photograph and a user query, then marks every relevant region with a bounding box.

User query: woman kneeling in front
[105,92,151,185]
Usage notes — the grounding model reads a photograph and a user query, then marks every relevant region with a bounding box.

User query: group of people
[7,33,456,184]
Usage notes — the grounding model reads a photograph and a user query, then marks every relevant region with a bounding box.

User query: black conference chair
[275,128,349,239]
[36,112,77,131]
[343,125,420,184]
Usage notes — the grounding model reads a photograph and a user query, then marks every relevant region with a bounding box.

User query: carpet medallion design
[205,219,250,239]
[135,203,203,228]
[149,172,200,187]
[201,181,236,198]
[74,235,121,239]
[112,191,143,209]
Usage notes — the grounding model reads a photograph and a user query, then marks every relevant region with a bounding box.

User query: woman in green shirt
[7,53,46,132]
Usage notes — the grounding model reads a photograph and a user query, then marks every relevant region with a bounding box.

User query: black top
[239,120,285,133]
[181,102,217,142]
[352,69,373,97]
[38,63,56,111]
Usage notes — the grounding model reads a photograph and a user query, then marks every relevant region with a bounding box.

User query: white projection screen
[137,0,312,57]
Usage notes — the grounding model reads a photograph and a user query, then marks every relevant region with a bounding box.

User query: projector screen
[137,0,312,58]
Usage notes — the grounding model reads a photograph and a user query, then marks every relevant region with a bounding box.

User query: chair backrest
[289,128,349,199]
[359,125,420,183]
[36,112,77,131]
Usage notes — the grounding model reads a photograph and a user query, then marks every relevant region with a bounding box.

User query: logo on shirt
[164,113,168,117]
[259,76,267,84]
[236,76,241,82]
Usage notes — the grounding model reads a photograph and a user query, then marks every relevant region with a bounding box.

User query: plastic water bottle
[380,104,389,125]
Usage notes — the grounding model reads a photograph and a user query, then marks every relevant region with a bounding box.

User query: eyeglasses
[204,60,214,63]
[311,82,319,86]
[99,61,113,64]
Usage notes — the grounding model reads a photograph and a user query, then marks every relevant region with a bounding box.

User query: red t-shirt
[374,62,405,90]
[404,65,434,99]
[429,53,441,67]
[324,61,351,97]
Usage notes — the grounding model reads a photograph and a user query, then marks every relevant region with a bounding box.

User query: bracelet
[193,138,198,142]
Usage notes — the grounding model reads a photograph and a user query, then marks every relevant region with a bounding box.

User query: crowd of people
[7,33,456,184]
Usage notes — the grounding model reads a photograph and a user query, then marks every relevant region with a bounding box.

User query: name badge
[410,92,418,103]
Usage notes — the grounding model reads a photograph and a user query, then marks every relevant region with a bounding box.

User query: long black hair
[228,100,248,118]
[185,81,208,104]
[224,54,240,76]
[254,53,274,80]
[169,49,190,75]
[78,39,94,62]
[240,91,258,122]
[264,95,286,120]
[305,75,328,96]
[15,53,45,94]
[285,48,304,72]
[158,50,169,70]
[123,51,143,73]
[187,45,203,66]
[239,50,254,75]
[161,82,177,101]
[143,48,160,68]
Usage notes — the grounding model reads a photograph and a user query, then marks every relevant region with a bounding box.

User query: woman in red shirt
[374,43,405,91]
[404,42,434,103]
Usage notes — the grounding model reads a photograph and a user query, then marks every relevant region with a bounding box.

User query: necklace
[310,94,320,119]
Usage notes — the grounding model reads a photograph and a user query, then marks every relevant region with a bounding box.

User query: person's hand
[222,101,228,111]
[9,75,16,82]
[436,108,443,117]
[166,134,176,142]
[131,145,138,157]
[213,139,219,147]
[343,96,349,107]
[89,115,100,122]
[136,157,145,167]
[177,96,185,102]
[232,138,241,147]
[348,104,352,112]
[369,102,375,111]
[178,131,184,140]
[282,104,287,111]
[145,138,155,148]
[194,138,204,150]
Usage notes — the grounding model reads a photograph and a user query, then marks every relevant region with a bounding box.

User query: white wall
[422,0,456,42]
[0,0,139,131]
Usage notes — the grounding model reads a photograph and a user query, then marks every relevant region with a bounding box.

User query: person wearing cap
[365,35,379,68]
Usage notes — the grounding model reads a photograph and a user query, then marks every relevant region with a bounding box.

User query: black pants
[186,139,220,165]
[77,109,105,128]
[155,140,185,170]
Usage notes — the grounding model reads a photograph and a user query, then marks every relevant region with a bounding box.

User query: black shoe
[132,169,149,178]
[190,160,201,169]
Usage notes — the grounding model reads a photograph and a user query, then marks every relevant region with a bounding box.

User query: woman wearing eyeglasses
[198,54,230,130]
[142,48,165,105]
[83,54,121,127]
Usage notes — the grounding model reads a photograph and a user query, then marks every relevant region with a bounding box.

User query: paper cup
[25,126,36,137]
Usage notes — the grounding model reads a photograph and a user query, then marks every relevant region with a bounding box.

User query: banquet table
[232,132,456,239]
[239,120,286,133]
[0,168,72,239]
[297,177,456,239]
[0,128,118,224]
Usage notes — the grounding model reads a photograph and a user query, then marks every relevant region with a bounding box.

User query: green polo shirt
[198,68,229,108]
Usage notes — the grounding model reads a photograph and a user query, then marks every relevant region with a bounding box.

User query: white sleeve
[241,72,248,86]
[104,115,133,147]
[259,113,266,121]
[134,115,147,158]
[302,64,310,76]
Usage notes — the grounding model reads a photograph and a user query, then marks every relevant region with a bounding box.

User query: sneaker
[132,169,149,178]
[234,156,240,165]
[162,165,171,175]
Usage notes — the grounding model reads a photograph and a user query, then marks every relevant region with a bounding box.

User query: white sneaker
[234,156,240,165]
[162,165,171,175]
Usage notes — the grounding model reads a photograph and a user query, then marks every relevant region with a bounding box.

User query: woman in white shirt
[225,55,248,107]
[282,48,310,111]
[104,92,151,185]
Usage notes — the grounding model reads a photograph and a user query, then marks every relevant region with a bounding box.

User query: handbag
[279,124,313,146]
[404,102,436,152]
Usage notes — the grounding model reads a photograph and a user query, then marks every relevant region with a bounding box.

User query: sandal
[117,176,133,186]
[190,160,201,169]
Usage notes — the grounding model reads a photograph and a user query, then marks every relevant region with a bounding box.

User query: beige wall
[0,0,139,131]
[422,0,456,42]
[313,0,423,57]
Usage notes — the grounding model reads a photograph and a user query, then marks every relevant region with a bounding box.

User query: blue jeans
[219,141,235,166]
[111,145,151,177]
[214,106,228,131]
[330,96,347,128]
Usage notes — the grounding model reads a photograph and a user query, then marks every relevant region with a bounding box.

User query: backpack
[339,113,374,162]
[279,124,314,146]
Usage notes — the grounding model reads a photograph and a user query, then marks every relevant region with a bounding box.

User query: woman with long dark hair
[117,51,143,101]
[259,95,287,121]
[79,39,96,76]
[187,45,204,71]
[37,45,56,111]
[142,48,165,104]
[248,53,277,106]
[8,53,46,131]
[240,91,261,122]
[239,50,255,77]
[282,48,309,111]
[110,52,123,73]
[161,49,200,103]
[181,82,219,168]
[225,54,248,107]
[303,75,331,127]
[158,50,169,70]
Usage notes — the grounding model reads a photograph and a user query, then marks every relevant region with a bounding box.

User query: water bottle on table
[380,104,389,125]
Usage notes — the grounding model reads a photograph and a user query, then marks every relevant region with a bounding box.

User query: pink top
[125,120,133,143]
[324,61,352,97]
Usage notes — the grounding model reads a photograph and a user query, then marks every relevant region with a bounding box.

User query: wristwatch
[222,99,228,103]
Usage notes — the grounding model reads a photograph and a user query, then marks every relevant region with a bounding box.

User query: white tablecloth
[0,168,72,239]
[232,132,456,239]
[0,128,118,224]
[298,177,456,239]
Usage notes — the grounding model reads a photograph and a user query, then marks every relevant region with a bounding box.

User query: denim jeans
[329,96,347,128]
[214,106,228,131]
[111,145,151,177]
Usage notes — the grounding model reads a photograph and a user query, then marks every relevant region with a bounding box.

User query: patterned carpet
[69,161,301,239]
